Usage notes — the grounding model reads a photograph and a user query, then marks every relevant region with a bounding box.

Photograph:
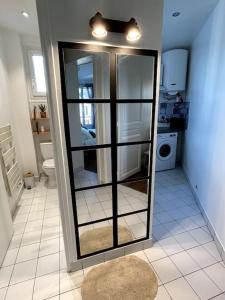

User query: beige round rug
[80,225,133,256]
[81,255,158,300]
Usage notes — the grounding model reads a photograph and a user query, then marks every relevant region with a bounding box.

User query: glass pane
[118,212,147,245]
[118,180,148,214]
[73,148,112,189]
[117,103,152,143]
[76,186,112,224]
[68,103,111,147]
[32,55,46,93]
[79,220,113,256]
[117,144,150,181]
[62,48,110,99]
[117,54,155,99]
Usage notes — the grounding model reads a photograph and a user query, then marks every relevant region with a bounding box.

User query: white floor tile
[159,237,184,255]
[165,277,199,300]
[170,251,200,275]
[2,248,18,267]
[187,245,217,268]
[9,234,22,249]
[204,263,225,291]
[60,288,82,300]
[203,242,222,261]
[60,269,83,293]
[36,253,59,277]
[5,279,34,300]
[10,259,37,285]
[155,285,171,300]
[144,243,167,262]
[0,266,14,288]
[60,252,67,270]
[0,287,7,300]
[189,227,213,244]
[153,224,170,240]
[16,243,40,263]
[151,257,182,284]
[21,231,42,246]
[212,294,225,300]
[174,231,199,250]
[39,238,59,257]
[33,272,59,300]
[185,270,221,300]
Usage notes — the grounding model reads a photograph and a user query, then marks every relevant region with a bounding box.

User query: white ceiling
[163,0,219,51]
[0,0,219,48]
[0,0,39,36]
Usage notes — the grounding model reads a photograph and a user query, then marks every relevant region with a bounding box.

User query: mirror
[59,43,157,257]
[63,49,110,99]
[117,54,155,99]
[76,186,112,224]
[118,212,147,245]
[72,148,112,189]
[117,103,152,143]
[68,103,111,148]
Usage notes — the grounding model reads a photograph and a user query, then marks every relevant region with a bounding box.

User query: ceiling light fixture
[89,12,141,42]
[21,11,29,18]
[172,12,181,17]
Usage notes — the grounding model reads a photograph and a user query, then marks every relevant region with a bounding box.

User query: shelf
[32,131,50,136]
[31,118,49,121]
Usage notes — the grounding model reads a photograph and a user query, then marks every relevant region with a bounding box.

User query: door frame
[58,42,158,259]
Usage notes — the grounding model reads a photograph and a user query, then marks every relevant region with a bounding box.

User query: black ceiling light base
[89,12,140,36]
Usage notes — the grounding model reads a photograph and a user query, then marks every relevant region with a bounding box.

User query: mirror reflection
[117,103,152,143]
[118,212,147,245]
[63,49,110,99]
[79,220,113,256]
[68,103,111,147]
[76,186,112,224]
[117,54,155,99]
[117,144,150,182]
[73,148,111,189]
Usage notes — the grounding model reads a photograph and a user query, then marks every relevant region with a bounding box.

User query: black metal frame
[58,42,158,259]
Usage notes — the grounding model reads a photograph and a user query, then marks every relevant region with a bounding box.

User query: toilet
[40,142,56,187]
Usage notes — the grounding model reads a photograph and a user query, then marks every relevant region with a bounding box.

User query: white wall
[36,0,163,268]
[183,0,225,250]
[0,30,13,265]
[0,29,38,177]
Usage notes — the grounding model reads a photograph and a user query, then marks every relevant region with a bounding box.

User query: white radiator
[0,125,23,213]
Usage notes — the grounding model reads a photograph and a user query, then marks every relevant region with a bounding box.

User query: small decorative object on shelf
[39,104,47,118]
[35,121,39,134]
[40,125,45,133]
[33,106,37,120]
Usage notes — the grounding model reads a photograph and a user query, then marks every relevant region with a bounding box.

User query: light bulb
[127,27,141,42]
[22,11,29,18]
[92,24,107,38]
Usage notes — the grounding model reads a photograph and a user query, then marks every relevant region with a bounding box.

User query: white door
[117,54,154,181]
[117,104,142,180]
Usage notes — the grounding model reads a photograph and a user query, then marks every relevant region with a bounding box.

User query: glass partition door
[58,42,158,259]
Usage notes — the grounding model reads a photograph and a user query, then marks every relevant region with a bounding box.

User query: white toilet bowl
[40,142,56,188]
[43,158,56,188]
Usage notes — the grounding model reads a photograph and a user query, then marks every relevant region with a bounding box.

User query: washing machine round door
[157,141,173,161]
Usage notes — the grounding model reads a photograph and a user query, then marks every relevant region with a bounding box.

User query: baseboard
[182,166,225,264]
[70,238,153,272]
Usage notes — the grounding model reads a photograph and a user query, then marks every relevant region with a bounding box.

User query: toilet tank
[40,142,53,160]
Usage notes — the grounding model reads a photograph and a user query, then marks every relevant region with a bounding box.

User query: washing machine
[156,132,178,171]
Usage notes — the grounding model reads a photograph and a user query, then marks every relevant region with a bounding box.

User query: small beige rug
[81,255,158,300]
[80,225,133,256]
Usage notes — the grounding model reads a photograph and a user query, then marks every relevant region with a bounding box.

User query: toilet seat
[43,159,55,169]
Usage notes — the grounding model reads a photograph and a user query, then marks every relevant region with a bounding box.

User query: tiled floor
[76,182,148,240]
[0,168,225,299]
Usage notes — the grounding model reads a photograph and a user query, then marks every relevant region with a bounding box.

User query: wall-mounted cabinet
[162,49,188,92]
